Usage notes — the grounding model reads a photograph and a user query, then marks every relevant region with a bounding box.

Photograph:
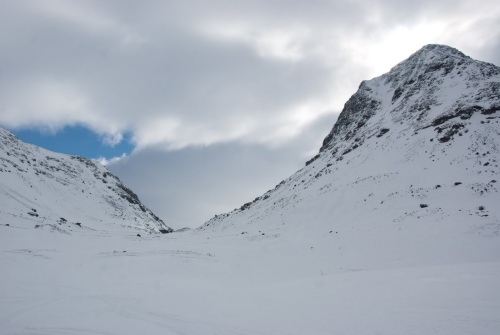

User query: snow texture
[1,44,500,334]
[0,129,173,234]
[201,44,500,239]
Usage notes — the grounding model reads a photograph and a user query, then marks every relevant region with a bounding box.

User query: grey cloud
[108,112,338,229]
[1,1,338,147]
[3,0,497,149]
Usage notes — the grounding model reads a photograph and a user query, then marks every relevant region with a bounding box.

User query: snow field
[1,219,500,335]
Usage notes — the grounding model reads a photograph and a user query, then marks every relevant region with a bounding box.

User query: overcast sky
[1,1,499,228]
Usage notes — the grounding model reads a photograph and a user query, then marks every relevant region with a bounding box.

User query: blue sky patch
[8,125,134,160]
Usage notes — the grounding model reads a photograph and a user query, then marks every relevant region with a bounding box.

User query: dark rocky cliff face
[318,44,500,159]
[320,81,380,152]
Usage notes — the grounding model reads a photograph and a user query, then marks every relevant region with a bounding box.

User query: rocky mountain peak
[319,44,500,155]
[388,44,469,77]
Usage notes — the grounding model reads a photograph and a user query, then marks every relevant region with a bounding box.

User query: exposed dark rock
[320,81,380,152]
[305,154,320,166]
[159,228,173,234]
[376,128,390,138]
[116,183,141,205]
[392,87,404,102]
[240,202,252,211]
[481,105,500,115]
[431,106,482,127]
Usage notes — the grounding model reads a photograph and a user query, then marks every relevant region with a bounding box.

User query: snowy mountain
[1,45,500,335]
[200,44,500,253]
[0,128,173,234]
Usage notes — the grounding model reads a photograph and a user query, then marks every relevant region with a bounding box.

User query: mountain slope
[199,45,500,262]
[1,45,500,335]
[0,128,173,234]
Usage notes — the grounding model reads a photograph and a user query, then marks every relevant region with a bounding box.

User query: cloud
[96,153,128,167]
[1,0,498,151]
[108,112,337,229]
[0,79,90,130]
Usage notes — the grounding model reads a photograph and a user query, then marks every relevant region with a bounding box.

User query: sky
[1,0,499,229]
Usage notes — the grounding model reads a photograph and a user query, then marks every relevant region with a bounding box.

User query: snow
[201,45,500,237]
[1,223,500,335]
[1,44,500,334]
[0,128,172,234]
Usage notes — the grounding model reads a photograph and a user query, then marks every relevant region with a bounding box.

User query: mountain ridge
[0,128,173,234]
[199,44,500,241]
[320,44,500,154]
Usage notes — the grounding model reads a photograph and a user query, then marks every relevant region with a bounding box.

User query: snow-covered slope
[0,129,173,234]
[1,45,500,335]
[200,44,500,260]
